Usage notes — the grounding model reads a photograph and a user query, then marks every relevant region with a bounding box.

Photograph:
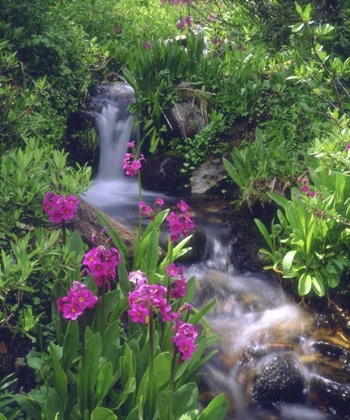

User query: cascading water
[85,85,350,420]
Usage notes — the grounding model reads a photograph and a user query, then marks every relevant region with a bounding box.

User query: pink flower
[83,246,121,288]
[155,198,164,206]
[346,144,350,151]
[143,41,152,50]
[172,320,198,363]
[122,153,146,177]
[166,263,182,278]
[128,270,148,285]
[42,192,79,224]
[57,281,98,320]
[166,202,195,242]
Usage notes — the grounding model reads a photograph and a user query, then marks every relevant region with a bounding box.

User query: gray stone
[191,158,227,194]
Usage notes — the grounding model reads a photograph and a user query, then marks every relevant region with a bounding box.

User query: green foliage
[0,138,91,242]
[170,110,228,176]
[124,31,213,152]
[255,121,350,297]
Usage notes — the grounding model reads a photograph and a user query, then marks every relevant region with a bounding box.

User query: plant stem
[80,316,88,416]
[168,348,177,420]
[62,219,66,245]
[137,171,143,241]
[101,279,106,338]
[148,312,154,415]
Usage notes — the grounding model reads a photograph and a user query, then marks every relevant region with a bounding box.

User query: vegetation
[1,0,350,417]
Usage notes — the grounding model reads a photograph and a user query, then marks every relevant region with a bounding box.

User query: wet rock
[251,353,306,405]
[191,158,228,195]
[310,341,347,359]
[140,156,190,195]
[168,101,207,140]
[310,376,350,418]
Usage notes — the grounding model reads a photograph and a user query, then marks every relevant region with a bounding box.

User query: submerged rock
[251,353,306,405]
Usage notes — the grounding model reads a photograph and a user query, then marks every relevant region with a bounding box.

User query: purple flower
[42,192,79,224]
[83,245,121,288]
[57,281,98,321]
[127,278,170,324]
[172,320,198,363]
[166,201,195,242]
[346,144,350,151]
[122,153,146,177]
[143,41,152,50]
[114,27,121,35]
[237,44,246,51]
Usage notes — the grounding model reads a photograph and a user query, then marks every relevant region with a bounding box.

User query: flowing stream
[84,84,350,420]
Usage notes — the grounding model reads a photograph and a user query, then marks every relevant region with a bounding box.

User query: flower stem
[101,279,106,338]
[137,171,143,241]
[168,347,177,420]
[62,219,66,245]
[148,312,154,415]
[80,316,88,415]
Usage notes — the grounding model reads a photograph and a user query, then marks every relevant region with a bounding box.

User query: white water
[85,85,342,420]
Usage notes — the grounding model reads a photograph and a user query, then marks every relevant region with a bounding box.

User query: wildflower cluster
[127,270,198,363]
[172,320,198,363]
[122,141,146,177]
[166,263,187,299]
[127,272,171,323]
[139,197,164,219]
[42,191,79,223]
[166,200,195,242]
[57,281,98,321]
[300,178,316,198]
[177,15,192,30]
[83,245,122,288]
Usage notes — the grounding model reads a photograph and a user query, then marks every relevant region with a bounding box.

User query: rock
[168,101,207,140]
[191,158,228,195]
[140,156,190,195]
[310,376,350,418]
[71,198,136,258]
[251,353,306,405]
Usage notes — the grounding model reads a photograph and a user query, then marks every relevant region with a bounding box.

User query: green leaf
[298,272,312,295]
[312,274,325,297]
[197,393,228,420]
[328,275,340,288]
[282,250,297,275]
[96,362,113,406]
[254,219,273,251]
[291,22,304,32]
[44,387,64,420]
[14,395,41,420]
[173,383,199,417]
[91,407,118,420]
[189,298,216,325]
[50,343,67,405]
[62,320,79,372]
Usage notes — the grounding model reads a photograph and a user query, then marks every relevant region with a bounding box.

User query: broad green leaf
[173,383,199,418]
[14,396,41,420]
[91,407,118,420]
[62,320,79,372]
[312,274,325,297]
[96,362,113,406]
[282,252,297,276]
[50,343,67,405]
[328,275,340,288]
[298,272,312,295]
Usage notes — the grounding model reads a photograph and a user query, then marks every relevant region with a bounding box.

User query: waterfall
[91,83,136,180]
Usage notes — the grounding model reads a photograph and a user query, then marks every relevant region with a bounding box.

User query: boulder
[191,158,228,195]
[251,353,306,405]
[140,156,190,195]
[168,100,207,140]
